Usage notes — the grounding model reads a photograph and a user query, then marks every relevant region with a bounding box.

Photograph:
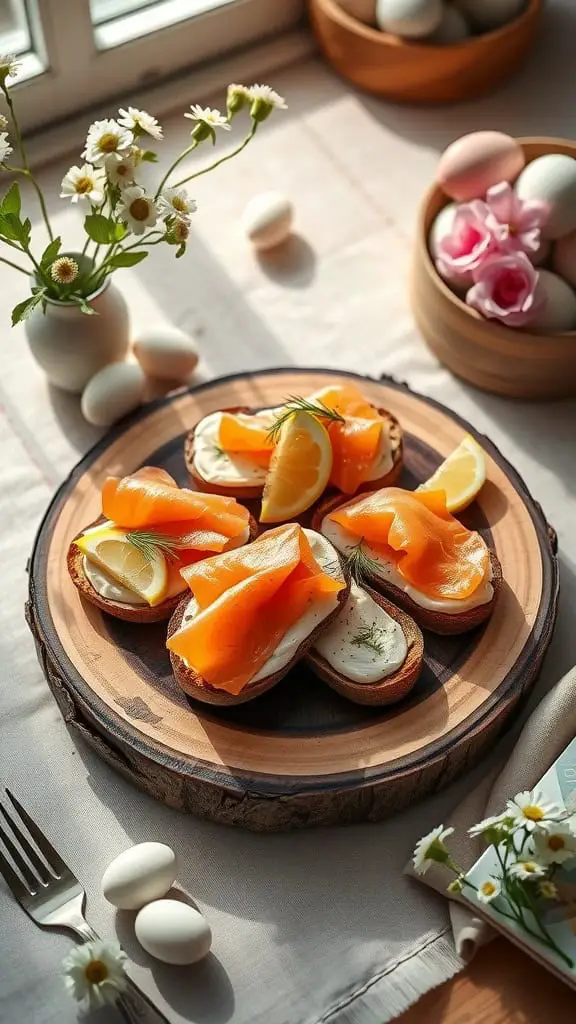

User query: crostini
[307,581,424,706]
[184,384,404,511]
[67,466,257,623]
[166,523,350,705]
[312,486,502,636]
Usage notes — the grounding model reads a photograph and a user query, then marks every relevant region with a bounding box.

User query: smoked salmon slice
[218,412,274,467]
[328,487,489,600]
[102,472,250,546]
[167,524,345,694]
[310,385,385,494]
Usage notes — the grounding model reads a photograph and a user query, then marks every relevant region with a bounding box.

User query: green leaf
[2,212,30,247]
[11,288,46,326]
[114,222,127,241]
[175,243,186,259]
[1,182,21,217]
[76,295,98,316]
[40,236,62,268]
[84,213,117,244]
[140,150,158,163]
[107,250,148,269]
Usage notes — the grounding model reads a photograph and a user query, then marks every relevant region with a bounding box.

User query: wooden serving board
[26,369,559,831]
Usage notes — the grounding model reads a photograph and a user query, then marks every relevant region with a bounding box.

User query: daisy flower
[447,876,465,894]
[50,257,79,285]
[62,939,127,1013]
[506,789,565,833]
[412,825,454,876]
[83,119,134,165]
[227,83,252,117]
[468,814,511,839]
[539,880,559,901]
[116,185,158,235]
[0,132,12,164]
[477,878,501,904]
[0,54,22,83]
[118,106,163,141]
[508,858,546,881]
[249,84,287,122]
[158,187,197,221]
[60,164,106,205]
[105,152,136,188]
[171,218,190,244]
[533,822,576,865]
[184,105,230,143]
[0,114,7,130]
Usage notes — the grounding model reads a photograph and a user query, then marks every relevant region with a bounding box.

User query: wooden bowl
[308,0,543,104]
[411,137,576,400]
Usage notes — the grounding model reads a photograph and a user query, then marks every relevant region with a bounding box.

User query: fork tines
[0,789,66,898]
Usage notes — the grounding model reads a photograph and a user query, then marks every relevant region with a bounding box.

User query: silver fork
[0,788,171,1024]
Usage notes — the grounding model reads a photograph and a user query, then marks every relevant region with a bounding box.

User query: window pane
[90,0,163,27]
[0,0,32,54]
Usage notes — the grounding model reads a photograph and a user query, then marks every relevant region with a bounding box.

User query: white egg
[515,154,576,241]
[336,0,376,24]
[425,3,470,43]
[133,327,199,382]
[552,231,576,287]
[529,270,576,334]
[102,843,178,910]
[375,0,443,38]
[81,362,145,428]
[429,202,458,257]
[452,0,525,31]
[135,899,212,965]
[242,191,294,251]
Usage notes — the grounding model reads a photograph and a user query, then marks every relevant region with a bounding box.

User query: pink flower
[485,181,548,256]
[435,200,500,281]
[466,252,545,327]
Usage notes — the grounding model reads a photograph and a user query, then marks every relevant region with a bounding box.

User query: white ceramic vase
[25,276,130,394]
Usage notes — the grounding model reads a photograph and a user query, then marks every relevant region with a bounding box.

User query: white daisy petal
[506,789,565,833]
[533,822,576,865]
[468,814,509,838]
[0,54,22,82]
[62,939,127,1012]
[158,187,197,221]
[105,152,136,188]
[249,84,287,109]
[0,132,13,163]
[60,163,106,205]
[509,858,547,880]
[184,105,230,131]
[82,119,134,165]
[118,106,163,141]
[477,878,501,904]
[0,114,8,130]
[412,825,454,876]
[116,185,158,235]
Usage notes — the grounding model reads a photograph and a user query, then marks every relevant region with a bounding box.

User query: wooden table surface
[399,938,576,1023]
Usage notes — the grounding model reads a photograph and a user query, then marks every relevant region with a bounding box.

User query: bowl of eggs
[411,133,576,399]
[308,0,542,104]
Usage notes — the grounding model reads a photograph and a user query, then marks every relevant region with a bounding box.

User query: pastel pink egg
[438,132,525,202]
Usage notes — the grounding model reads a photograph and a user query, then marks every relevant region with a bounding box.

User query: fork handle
[73,921,172,1024]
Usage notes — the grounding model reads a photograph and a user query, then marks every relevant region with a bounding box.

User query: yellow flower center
[129,197,150,221]
[172,196,187,213]
[548,835,566,852]
[522,805,545,822]
[84,960,108,984]
[481,882,496,897]
[98,133,120,153]
[75,176,94,195]
[524,862,538,873]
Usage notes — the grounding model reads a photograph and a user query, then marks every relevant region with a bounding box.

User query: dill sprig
[344,540,382,586]
[267,394,345,443]
[350,622,388,655]
[212,444,228,460]
[126,530,183,564]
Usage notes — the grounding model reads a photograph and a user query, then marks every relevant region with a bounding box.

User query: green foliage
[40,237,62,268]
[140,150,158,163]
[11,288,47,326]
[107,250,148,269]
[0,211,31,247]
[84,214,119,244]
[1,182,21,217]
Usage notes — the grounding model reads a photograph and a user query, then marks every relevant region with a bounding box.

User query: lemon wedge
[75,524,168,606]
[417,434,486,513]
[260,411,333,523]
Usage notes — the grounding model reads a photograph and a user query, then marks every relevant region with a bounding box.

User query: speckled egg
[135,899,212,965]
[515,154,576,240]
[438,132,525,202]
[553,231,576,287]
[337,0,376,23]
[133,327,199,382]
[375,0,442,38]
[426,3,470,43]
[81,362,145,427]
[529,270,576,333]
[452,0,526,31]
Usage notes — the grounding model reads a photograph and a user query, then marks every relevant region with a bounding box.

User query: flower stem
[155,139,199,197]
[2,85,53,242]
[172,122,258,188]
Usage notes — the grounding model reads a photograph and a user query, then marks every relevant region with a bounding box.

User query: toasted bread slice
[167,539,351,706]
[312,492,502,636]
[185,405,404,502]
[67,513,258,624]
[306,584,424,706]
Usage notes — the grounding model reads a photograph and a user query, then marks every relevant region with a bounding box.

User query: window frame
[4,0,304,134]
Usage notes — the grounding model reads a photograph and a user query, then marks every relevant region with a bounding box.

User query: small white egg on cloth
[452,0,526,31]
[515,154,576,240]
[101,842,178,910]
[242,191,294,251]
[81,362,145,428]
[375,0,442,36]
[530,270,576,333]
[135,899,212,965]
[133,327,199,382]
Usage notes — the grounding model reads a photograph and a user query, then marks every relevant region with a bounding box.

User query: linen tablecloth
[2,9,576,1019]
